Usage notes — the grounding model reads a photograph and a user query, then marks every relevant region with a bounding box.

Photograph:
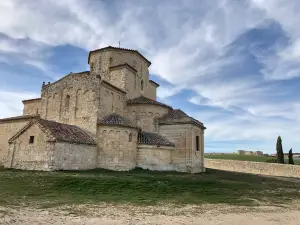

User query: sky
[1,0,300,154]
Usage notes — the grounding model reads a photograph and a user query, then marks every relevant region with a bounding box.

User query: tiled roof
[9,119,96,145]
[161,109,189,120]
[159,109,206,129]
[138,131,175,147]
[98,113,139,129]
[88,46,151,66]
[127,96,172,109]
[0,115,40,123]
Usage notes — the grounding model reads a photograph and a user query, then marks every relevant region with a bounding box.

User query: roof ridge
[127,95,173,109]
[159,109,206,129]
[88,46,151,66]
[9,119,96,145]
[138,131,175,147]
[42,71,90,90]
[98,113,139,129]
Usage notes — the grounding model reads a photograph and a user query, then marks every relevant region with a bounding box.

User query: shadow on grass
[1,167,300,207]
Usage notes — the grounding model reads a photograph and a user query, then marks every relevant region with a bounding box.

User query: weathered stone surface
[97,126,139,171]
[53,142,96,170]
[126,104,170,132]
[4,123,53,170]
[89,47,156,100]
[5,122,97,171]
[205,159,300,178]
[0,46,206,173]
[159,124,205,173]
[22,98,41,115]
[0,116,39,166]
[137,145,174,171]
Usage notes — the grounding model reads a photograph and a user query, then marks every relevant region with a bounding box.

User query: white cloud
[1,0,300,153]
[250,0,300,80]
[0,91,39,118]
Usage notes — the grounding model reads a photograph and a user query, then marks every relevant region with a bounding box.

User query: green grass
[0,167,300,208]
[205,154,300,165]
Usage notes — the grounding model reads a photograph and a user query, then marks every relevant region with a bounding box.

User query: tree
[276,136,284,164]
[288,148,294,165]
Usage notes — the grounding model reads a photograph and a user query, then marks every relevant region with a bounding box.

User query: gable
[9,122,51,144]
[9,119,96,145]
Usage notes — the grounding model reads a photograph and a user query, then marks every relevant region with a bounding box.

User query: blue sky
[1,0,300,154]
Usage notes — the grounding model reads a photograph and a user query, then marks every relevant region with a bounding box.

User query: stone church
[0,46,206,173]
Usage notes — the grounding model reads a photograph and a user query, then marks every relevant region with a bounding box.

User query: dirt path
[1,203,300,225]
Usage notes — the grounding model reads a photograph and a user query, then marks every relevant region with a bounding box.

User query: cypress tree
[276,136,284,164]
[288,148,294,165]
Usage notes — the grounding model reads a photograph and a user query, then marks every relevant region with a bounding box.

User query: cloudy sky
[1,0,300,153]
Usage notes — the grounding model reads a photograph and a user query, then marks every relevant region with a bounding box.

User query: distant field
[204,154,300,165]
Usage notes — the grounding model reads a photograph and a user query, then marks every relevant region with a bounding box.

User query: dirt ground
[1,202,300,225]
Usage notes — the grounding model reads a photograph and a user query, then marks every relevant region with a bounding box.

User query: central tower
[88,46,158,100]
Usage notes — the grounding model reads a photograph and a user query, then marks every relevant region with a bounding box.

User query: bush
[266,158,278,163]
[289,148,294,165]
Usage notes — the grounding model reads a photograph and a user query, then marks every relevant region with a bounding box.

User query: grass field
[1,167,300,208]
[204,154,300,165]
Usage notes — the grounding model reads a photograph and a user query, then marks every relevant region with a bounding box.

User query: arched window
[65,95,70,111]
[141,80,144,91]
[129,133,133,142]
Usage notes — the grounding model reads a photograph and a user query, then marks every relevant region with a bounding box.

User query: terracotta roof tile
[138,131,175,147]
[37,119,96,145]
[98,113,139,129]
[9,119,96,145]
[159,109,206,129]
[127,96,172,109]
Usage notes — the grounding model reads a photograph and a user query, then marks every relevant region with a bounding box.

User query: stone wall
[159,124,205,173]
[53,142,97,170]
[23,99,41,115]
[205,159,300,178]
[97,126,138,171]
[0,119,32,165]
[41,71,100,135]
[144,83,156,100]
[126,105,170,132]
[109,67,127,91]
[137,145,174,171]
[89,49,156,100]
[98,81,126,118]
[4,123,54,170]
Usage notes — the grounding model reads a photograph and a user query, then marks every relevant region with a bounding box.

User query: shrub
[276,136,285,164]
[289,148,295,165]
[266,158,278,163]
